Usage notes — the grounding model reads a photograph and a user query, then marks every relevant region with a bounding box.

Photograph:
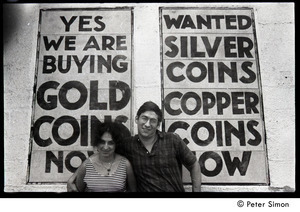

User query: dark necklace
[100,160,114,176]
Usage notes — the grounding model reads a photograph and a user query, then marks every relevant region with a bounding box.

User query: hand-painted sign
[160,8,268,183]
[29,8,133,182]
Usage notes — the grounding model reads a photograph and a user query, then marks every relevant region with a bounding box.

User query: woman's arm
[125,159,137,192]
[67,168,79,192]
[74,160,87,192]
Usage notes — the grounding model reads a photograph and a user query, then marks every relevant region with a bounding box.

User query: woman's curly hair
[92,121,130,147]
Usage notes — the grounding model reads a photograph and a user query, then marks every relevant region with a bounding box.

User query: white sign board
[161,7,268,184]
[29,8,133,182]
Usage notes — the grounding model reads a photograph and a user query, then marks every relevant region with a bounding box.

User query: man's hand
[188,161,202,192]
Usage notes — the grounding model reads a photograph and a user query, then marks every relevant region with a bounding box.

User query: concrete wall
[4,2,295,192]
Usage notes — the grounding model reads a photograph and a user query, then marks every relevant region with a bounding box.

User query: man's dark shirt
[116,131,197,192]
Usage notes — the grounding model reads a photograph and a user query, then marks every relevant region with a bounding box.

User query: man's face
[135,111,160,139]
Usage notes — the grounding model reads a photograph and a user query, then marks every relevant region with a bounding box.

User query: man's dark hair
[136,101,163,123]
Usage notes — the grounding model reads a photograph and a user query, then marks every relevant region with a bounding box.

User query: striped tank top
[83,158,127,192]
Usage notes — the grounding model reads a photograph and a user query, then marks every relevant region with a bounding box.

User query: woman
[69,122,136,192]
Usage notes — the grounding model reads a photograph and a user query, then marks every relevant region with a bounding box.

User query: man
[68,101,201,192]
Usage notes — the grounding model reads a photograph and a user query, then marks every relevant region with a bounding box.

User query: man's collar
[157,130,164,139]
[135,130,164,141]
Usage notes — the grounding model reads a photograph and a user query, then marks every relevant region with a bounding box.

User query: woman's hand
[67,169,79,192]
[67,180,79,192]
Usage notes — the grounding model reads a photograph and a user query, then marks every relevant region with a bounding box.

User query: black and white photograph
[2,0,297,210]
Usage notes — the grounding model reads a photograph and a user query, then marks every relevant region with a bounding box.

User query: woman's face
[96,132,116,157]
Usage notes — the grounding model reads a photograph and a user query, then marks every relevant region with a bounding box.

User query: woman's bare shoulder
[115,154,129,162]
